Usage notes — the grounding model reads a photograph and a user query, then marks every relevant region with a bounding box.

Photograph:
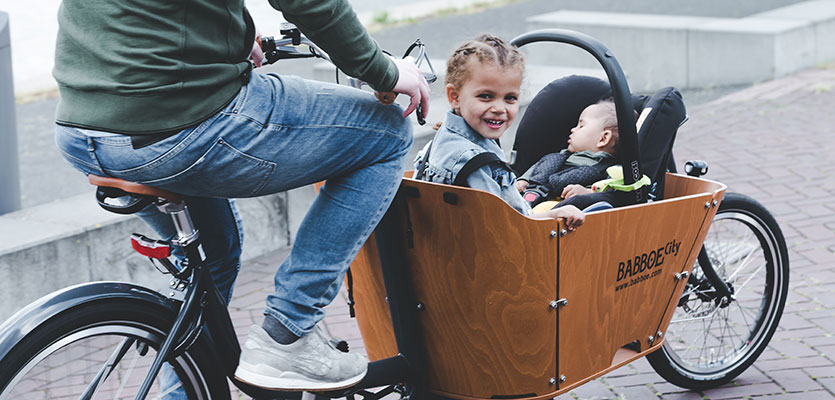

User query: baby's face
[567,104,608,153]
[449,62,523,140]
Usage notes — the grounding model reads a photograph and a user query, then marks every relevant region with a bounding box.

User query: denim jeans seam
[215,138,277,196]
[265,124,410,147]
[109,114,219,175]
[230,82,249,114]
[216,111,265,130]
[264,309,306,337]
[91,136,133,146]
[137,138,276,196]
[57,149,100,172]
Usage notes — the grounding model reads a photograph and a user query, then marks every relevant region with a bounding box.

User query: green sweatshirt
[54,0,398,135]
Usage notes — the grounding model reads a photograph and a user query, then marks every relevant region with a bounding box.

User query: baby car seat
[511,75,687,209]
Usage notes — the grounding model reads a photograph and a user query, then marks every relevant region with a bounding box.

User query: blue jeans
[55,72,412,333]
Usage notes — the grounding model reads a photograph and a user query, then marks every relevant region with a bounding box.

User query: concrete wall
[0,188,316,322]
[525,0,835,91]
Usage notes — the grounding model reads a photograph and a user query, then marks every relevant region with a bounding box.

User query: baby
[515,99,621,203]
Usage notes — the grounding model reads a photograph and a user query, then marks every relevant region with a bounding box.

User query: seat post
[156,201,199,247]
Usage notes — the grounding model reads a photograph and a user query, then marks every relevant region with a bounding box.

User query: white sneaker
[234,324,368,391]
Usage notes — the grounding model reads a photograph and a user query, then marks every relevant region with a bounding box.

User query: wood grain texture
[348,233,399,361]
[556,173,726,389]
[656,173,727,340]
[401,179,559,398]
[348,173,727,400]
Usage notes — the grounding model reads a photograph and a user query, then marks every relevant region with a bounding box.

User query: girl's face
[447,61,523,140]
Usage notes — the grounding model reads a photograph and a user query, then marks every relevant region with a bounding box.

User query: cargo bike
[0,28,789,400]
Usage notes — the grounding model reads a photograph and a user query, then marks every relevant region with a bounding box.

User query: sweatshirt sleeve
[269,0,399,91]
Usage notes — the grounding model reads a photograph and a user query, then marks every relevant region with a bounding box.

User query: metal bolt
[169,281,177,288]
[169,291,175,297]
[712,199,718,207]
[549,377,556,385]
[656,331,663,338]
[560,228,568,237]
[550,230,557,238]
[648,335,655,344]
[704,202,711,209]
[549,299,567,309]
[416,302,425,311]
[559,374,566,383]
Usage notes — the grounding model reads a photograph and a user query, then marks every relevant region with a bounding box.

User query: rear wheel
[647,192,789,389]
[0,300,230,399]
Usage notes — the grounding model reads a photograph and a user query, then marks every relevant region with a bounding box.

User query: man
[53,0,429,392]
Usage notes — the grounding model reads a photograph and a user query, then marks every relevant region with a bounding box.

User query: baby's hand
[555,205,585,231]
[515,180,529,192]
[562,184,593,199]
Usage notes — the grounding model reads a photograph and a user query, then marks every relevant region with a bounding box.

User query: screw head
[560,374,566,382]
[549,377,556,385]
[712,199,718,207]
[657,331,663,338]
[560,228,568,237]
[704,202,711,209]
[550,230,557,238]
[416,302,425,311]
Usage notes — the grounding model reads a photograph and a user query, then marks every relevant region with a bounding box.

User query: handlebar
[259,24,435,125]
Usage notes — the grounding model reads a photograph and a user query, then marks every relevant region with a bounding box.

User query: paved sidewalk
[224,65,835,399]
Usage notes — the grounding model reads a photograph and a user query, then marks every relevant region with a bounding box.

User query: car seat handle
[511,29,646,204]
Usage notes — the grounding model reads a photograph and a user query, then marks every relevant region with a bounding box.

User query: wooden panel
[349,233,399,361]
[556,189,716,390]
[350,173,728,399]
[656,173,727,340]
[664,172,725,200]
[400,179,559,399]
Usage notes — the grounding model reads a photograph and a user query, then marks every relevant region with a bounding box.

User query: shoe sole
[234,362,367,391]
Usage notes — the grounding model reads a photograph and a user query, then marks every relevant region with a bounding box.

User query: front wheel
[0,299,230,399]
[647,192,790,389]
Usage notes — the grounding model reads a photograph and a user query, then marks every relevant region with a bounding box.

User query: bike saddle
[89,175,183,214]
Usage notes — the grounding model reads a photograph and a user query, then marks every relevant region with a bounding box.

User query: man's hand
[390,57,430,119]
[562,184,593,199]
[250,32,265,67]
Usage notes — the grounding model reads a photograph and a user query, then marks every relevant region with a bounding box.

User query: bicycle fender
[0,281,176,361]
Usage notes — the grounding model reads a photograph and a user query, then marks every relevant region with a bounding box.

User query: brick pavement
[225,66,835,399]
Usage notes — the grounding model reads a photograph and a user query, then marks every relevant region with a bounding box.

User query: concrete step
[525,0,835,91]
[0,187,317,322]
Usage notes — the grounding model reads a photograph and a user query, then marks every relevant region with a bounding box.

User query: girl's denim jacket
[414,111,532,215]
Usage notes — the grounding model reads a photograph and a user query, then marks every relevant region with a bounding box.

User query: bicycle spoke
[79,338,136,400]
[732,261,767,294]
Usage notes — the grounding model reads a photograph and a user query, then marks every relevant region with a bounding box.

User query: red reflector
[131,234,171,259]
[524,193,537,201]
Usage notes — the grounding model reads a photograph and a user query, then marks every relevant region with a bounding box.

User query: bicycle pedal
[131,233,171,259]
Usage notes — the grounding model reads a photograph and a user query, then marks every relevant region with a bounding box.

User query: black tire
[647,192,790,389]
[0,299,230,399]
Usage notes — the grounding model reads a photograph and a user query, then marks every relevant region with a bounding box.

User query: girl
[415,34,584,230]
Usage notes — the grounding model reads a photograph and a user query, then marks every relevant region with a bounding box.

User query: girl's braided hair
[445,34,525,90]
